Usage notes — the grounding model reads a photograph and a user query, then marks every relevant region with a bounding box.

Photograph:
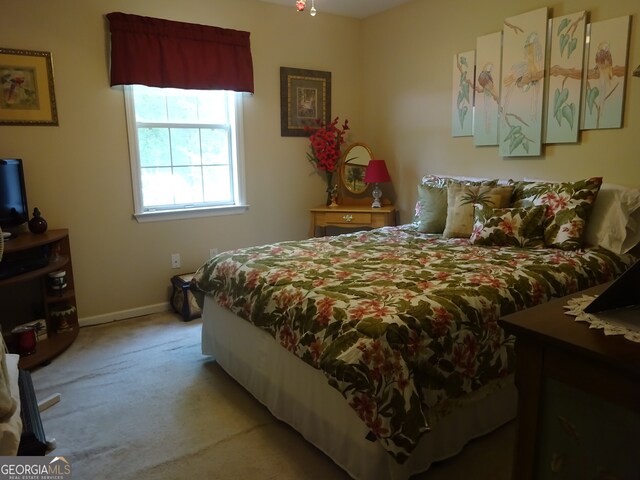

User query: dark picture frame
[280,67,331,137]
[0,48,58,126]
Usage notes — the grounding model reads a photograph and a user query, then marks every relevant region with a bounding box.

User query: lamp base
[371,183,382,208]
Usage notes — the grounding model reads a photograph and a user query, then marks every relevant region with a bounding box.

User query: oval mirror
[341,143,373,195]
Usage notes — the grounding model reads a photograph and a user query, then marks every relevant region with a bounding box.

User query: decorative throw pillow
[414,176,498,225]
[443,183,513,238]
[512,177,603,250]
[419,174,499,188]
[471,205,547,248]
[415,184,448,233]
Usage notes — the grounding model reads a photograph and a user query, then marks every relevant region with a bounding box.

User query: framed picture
[0,48,58,126]
[280,67,331,137]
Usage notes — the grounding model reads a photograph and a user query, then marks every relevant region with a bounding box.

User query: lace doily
[564,295,640,343]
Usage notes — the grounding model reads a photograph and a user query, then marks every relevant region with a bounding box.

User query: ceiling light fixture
[295,0,317,16]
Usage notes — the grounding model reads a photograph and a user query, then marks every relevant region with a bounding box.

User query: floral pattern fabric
[471,205,547,248]
[511,177,603,250]
[191,225,634,463]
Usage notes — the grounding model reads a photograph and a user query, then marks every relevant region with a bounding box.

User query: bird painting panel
[545,11,586,144]
[583,15,630,130]
[499,7,548,157]
[451,50,475,137]
[474,32,502,146]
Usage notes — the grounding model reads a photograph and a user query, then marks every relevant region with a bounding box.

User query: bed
[192,177,640,479]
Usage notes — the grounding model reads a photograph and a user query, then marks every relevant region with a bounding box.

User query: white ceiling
[257,0,414,19]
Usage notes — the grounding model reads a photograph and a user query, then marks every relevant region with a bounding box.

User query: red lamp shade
[364,160,391,183]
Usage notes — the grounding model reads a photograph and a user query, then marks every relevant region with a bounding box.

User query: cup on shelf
[48,270,67,294]
[50,304,76,332]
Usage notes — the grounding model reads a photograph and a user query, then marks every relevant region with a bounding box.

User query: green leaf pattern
[511,178,603,250]
[471,205,547,248]
[456,56,471,129]
[192,225,632,462]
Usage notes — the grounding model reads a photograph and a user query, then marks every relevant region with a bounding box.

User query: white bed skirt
[201,296,517,480]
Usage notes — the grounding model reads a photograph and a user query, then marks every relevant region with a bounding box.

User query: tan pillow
[444,184,513,238]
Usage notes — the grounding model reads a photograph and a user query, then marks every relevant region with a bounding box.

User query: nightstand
[309,205,396,237]
[499,284,640,480]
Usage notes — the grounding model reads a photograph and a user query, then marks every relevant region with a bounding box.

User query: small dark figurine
[28,207,48,234]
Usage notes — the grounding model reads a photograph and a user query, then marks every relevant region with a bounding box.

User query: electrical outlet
[210,248,219,258]
[171,253,181,269]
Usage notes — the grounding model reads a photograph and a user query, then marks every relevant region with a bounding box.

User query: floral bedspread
[192,225,634,463]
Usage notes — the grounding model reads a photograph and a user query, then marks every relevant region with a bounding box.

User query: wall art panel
[452,50,475,137]
[582,16,630,130]
[474,32,502,146]
[499,7,548,156]
[545,11,586,144]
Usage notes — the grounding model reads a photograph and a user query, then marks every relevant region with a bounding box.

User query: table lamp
[364,159,391,208]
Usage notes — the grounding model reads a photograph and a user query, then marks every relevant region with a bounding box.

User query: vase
[28,207,48,234]
[325,171,334,206]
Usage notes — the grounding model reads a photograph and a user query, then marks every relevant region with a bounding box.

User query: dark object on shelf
[171,273,201,321]
[17,369,47,456]
[28,207,48,234]
[0,248,49,280]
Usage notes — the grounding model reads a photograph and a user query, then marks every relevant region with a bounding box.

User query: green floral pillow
[471,205,547,248]
[511,177,602,250]
[443,183,513,238]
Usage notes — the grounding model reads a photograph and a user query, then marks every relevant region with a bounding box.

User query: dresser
[499,284,640,480]
[309,205,396,237]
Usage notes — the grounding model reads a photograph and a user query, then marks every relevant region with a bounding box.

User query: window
[124,85,246,222]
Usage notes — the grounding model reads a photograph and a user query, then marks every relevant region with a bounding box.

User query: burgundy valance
[106,12,254,93]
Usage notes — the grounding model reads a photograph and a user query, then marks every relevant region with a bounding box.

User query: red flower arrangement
[305,117,350,174]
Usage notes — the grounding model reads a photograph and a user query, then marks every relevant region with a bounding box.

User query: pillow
[419,174,499,187]
[414,176,499,226]
[471,205,547,248]
[415,184,448,233]
[443,183,513,238]
[511,177,602,250]
[583,183,640,254]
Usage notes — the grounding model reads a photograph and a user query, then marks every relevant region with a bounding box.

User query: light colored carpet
[31,312,515,479]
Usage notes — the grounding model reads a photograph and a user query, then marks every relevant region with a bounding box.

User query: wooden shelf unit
[1,229,79,370]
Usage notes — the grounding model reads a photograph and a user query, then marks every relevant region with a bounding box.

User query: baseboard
[79,302,172,327]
